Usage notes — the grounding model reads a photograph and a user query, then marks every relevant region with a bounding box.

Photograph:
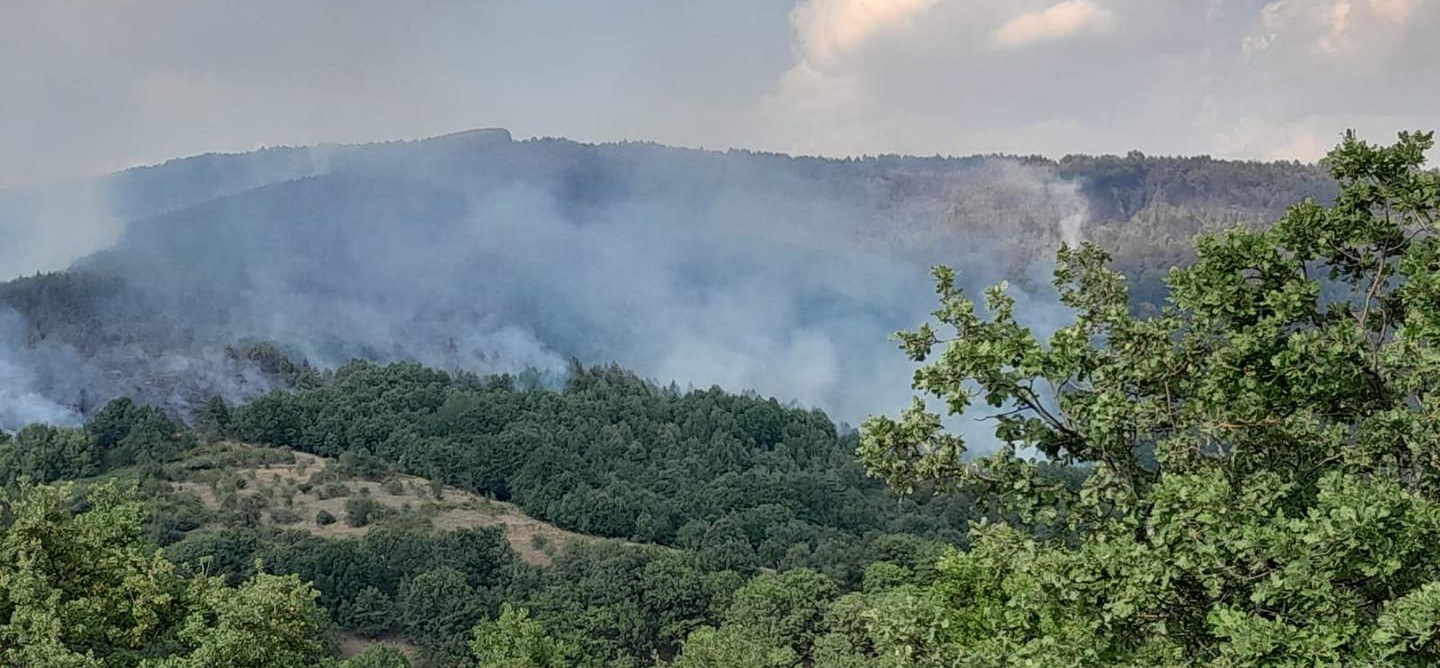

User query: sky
[3,0,1439,188]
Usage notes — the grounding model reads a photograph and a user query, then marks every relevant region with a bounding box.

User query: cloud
[1247,0,1425,58]
[992,0,1118,49]
[0,0,793,188]
[751,0,943,158]
[751,0,1440,161]
[3,0,1439,193]
[790,0,941,63]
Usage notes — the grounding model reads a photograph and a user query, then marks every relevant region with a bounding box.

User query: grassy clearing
[168,442,584,564]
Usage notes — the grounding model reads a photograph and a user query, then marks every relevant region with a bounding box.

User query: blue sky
[3,0,1437,186]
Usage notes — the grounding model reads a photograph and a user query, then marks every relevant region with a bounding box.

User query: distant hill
[0,130,1336,427]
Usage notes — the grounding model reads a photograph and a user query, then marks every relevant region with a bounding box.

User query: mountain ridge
[0,129,1337,430]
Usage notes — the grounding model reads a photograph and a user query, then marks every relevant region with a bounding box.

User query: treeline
[165,520,942,666]
[0,397,188,483]
[1,360,987,666]
[1,473,946,667]
[220,360,985,561]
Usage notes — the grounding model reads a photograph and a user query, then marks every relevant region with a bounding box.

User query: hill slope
[0,130,1337,428]
[168,444,595,565]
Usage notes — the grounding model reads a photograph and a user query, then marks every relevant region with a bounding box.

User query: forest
[3,130,1439,667]
[0,130,1336,429]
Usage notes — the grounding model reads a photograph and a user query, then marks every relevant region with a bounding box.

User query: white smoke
[0,182,121,280]
[1059,211,1086,247]
[0,134,1093,439]
[0,310,81,429]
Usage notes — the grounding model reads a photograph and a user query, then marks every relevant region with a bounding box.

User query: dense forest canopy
[0,359,980,666]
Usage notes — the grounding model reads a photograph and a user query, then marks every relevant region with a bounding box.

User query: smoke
[1059,211,1087,247]
[0,181,122,279]
[0,310,81,429]
[0,131,1090,437]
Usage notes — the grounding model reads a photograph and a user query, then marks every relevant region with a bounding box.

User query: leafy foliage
[5,132,1417,667]
[0,480,331,667]
[471,604,576,668]
[342,644,413,668]
[857,131,1440,665]
[0,424,98,484]
[226,360,980,572]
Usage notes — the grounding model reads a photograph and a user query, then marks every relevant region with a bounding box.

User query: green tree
[859,130,1440,665]
[86,397,185,467]
[342,644,412,668]
[150,571,332,668]
[0,481,188,666]
[398,567,487,659]
[196,396,233,438]
[0,481,331,667]
[341,586,395,638]
[723,569,839,662]
[670,626,796,668]
[345,495,392,527]
[0,424,97,484]
[470,604,575,668]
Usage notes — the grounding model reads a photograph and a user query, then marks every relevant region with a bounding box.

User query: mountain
[0,129,1336,429]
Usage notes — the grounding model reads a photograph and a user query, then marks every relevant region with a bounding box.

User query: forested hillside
[4,131,1434,668]
[0,360,1006,666]
[0,129,1335,430]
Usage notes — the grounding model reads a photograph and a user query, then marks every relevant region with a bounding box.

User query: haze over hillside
[0,129,1335,430]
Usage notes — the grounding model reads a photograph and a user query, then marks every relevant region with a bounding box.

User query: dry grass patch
[173,445,589,564]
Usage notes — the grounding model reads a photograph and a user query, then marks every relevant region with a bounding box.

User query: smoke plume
[0,130,1088,433]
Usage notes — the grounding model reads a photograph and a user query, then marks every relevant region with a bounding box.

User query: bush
[315,482,351,500]
[269,507,302,525]
[337,451,394,481]
[345,496,392,528]
[315,509,337,526]
[86,398,185,468]
[222,494,267,528]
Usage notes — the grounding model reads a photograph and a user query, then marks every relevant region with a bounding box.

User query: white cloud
[3,0,1439,183]
[1371,0,1423,21]
[753,0,944,156]
[993,0,1118,49]
[749,0,1440,160]
[790,0,941,63]
[1248,0,1427,59]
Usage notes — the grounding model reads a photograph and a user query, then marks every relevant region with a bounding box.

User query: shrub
[345,496,392,528]
[315,482,351,500]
